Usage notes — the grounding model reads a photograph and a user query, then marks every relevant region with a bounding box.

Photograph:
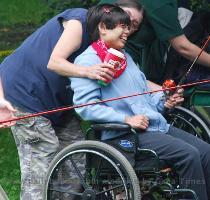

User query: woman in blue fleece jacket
[71,4,210,200]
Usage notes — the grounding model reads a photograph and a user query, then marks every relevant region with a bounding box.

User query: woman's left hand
[0,99,16,128]
[164,88,184,109]
[85,63,115,81]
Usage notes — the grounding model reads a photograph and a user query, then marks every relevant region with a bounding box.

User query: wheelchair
[42,82,210,200]
[165,105,210,144]
[43,122,201,200]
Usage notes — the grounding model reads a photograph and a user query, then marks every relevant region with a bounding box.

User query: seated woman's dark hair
[87,3,131,42]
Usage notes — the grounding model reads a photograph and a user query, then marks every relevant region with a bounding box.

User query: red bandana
[91,39,127,82]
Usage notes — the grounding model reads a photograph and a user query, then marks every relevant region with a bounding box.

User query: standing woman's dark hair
[87,4,131,42]
[115,0,144,31]
[115,0,143,11]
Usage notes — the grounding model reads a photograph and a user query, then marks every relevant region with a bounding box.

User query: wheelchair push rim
[43,140,141,200]
[166,106,210,143]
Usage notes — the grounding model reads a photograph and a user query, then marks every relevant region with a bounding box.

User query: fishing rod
[0,79,210,125]
[178,35,210,85]
[162,36,210,93]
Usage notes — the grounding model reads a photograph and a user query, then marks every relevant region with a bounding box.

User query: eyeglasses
[130,20,140,31]
[123,10,141,31]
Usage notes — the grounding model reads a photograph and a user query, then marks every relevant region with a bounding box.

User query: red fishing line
[0,79,210,125]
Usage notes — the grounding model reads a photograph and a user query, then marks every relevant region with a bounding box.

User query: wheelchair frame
[43,121,201,200]
[43,85,210,200]
[165,106,210,143]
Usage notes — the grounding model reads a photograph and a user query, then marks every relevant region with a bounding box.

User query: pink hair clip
[103,6,111,14]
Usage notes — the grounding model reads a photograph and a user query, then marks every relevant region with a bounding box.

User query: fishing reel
[162,79,176,96]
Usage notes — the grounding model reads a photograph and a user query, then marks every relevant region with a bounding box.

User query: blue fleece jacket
[70,46,169,139]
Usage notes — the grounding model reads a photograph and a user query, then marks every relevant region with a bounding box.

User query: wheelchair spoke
[175,115,197,133]
[92,157,103,182]
[166,106,210,143]
[68,156,89,189]
[49,185,83,196]
[96,183,125,195]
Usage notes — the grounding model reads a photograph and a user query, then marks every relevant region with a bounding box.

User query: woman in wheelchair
[70,4,210,200]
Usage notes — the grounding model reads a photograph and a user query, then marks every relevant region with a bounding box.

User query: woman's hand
[85,63,115,81]
[0,99,16,128]
[125,115,149,129]
[164,88,184,109]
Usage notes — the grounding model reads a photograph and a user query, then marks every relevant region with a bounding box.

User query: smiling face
[99,22,130,50]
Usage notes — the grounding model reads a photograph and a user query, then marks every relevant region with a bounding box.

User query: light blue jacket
[71,46,169,139]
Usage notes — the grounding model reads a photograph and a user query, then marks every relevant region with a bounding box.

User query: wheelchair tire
[166,106,210,143]
[43,140,141,200]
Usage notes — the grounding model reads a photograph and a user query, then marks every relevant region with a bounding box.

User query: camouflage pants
[11,108,84,200]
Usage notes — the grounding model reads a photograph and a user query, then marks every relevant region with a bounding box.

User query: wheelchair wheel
[166,106,210,143]
[43,140,141,200]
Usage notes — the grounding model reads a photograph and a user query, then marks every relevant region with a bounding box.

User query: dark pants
[137,126,210,200]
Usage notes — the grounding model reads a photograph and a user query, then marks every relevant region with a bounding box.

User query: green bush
[45,0,99,12]
[44,0,210,18]
[0,50,13,62]
[191,0,210,11]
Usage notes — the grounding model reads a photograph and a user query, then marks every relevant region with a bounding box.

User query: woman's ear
[98,22,107,35]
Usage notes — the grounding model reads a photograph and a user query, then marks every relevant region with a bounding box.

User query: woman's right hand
[125,115,149,130]
[85,63,115,81]
[0,99,16,128]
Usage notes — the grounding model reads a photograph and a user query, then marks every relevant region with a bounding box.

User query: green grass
[0,129,20,200]
[0,0,53,50]
[0,0,51,27]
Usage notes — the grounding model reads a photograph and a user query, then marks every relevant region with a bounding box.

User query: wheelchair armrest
[89,123,140,156]
[90,123,131,131]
